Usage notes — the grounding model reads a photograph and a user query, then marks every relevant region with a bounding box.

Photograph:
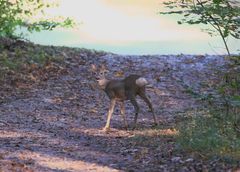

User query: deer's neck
[98,78,110,90]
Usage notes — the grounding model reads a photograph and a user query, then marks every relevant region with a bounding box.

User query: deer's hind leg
[138,91,158,125]
[119,101,128,129]
[129,97,140,129]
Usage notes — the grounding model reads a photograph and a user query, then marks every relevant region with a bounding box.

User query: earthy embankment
[0,40,239,171]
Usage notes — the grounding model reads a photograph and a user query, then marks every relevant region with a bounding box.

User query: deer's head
[91,64,110,89]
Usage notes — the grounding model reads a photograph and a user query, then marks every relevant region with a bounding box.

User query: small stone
[171,156,181,162]
[185,158,194,163]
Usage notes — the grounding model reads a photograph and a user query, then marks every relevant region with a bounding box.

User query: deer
[95,66,158,131]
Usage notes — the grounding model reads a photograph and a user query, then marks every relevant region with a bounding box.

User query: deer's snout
[95,75,101,81]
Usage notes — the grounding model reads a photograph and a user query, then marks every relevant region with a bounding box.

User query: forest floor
[0,40,239,171]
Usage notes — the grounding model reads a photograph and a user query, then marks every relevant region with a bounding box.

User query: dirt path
[0,51,230,171]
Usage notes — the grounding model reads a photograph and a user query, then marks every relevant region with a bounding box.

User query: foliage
[178,112,240,158]
[0,0,75,39]
[177,56,240,159]
[0,51,21,70]
[160,0,240,55]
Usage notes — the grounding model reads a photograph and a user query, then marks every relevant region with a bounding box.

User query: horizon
[25,0,240,55]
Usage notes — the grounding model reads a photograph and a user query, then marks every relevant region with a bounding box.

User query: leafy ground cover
[0,40,239,171]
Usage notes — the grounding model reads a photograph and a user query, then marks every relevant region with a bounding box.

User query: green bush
[177,112,240,158]
[0,0,74,39]
[177,56,240,159]
[0,50,21,70]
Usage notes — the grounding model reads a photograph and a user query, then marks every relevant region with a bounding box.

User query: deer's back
[105,79,126,100]
[124,75,145,97]
[123,75,141,86]
[104,75,144,100]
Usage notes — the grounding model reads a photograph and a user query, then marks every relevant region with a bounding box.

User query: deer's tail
[136,77,148,87]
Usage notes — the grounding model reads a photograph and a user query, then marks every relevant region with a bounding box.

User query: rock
[171,156,181,162]
[185,158,194,163]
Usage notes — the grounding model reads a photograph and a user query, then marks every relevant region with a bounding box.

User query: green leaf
[213,0,223,4]
[159,0,240,55]
[0,0,75,39]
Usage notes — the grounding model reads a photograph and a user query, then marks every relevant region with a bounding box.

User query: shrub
[0,0,74,39]
[177,56,240,159]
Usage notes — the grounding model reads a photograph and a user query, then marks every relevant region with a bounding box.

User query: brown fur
[98,74,157,131]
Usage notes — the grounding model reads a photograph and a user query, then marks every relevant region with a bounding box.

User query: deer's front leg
[119,101,128,129]
[103,99,116,131]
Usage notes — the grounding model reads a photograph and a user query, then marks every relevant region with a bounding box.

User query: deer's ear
[91,64,97,72]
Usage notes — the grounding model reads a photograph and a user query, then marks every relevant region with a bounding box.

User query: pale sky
[28,0,239,54]
[47,0,209,43]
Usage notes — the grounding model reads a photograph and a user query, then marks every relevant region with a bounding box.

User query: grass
[177,112,240,159]
[0,45,58,73]
[176,55,240,162]
[0,51,21,70]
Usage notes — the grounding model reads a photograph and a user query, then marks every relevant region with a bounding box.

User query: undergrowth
[0,40,61,80]
[177,111,240,159]
[177,56,240,161]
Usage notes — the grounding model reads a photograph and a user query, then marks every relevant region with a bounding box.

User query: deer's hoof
[132,125,137,131]
[152,122,159,127]
[124,125,128,130]
[102,126,110,132]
